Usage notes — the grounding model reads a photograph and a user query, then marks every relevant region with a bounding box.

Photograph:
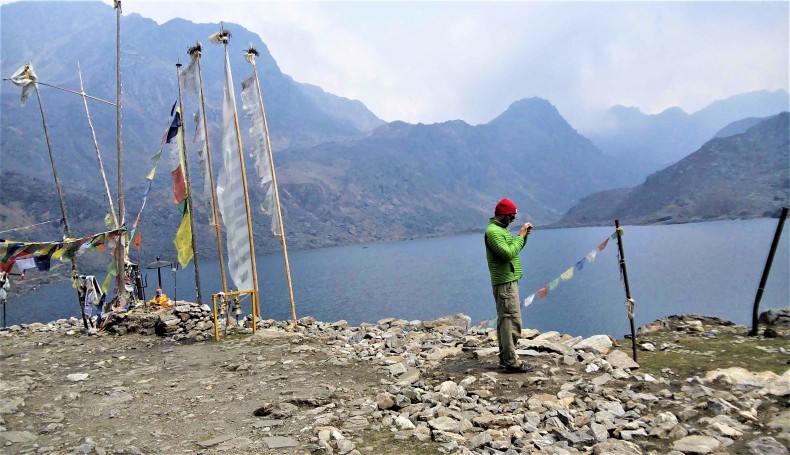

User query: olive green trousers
[493,280,522,368]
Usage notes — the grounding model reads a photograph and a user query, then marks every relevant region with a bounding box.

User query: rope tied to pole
[0,219,61,235]
[625,297,635,320]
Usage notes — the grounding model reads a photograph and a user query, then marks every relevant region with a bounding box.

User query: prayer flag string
[522,231,615,308]
[473,231,618,330]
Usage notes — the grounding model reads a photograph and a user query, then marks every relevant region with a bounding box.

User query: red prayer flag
[597,238,609,251]
[134,232,141,249]
[171,166,187,204]
[537,286,549,299]
[0,257,16,274]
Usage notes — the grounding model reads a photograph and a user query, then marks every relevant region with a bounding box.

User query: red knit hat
[495,198,518,215]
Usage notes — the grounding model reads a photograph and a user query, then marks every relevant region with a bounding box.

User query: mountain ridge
[555,113,790,227]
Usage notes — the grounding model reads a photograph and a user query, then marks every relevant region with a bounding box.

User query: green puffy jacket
[485,218,527,285]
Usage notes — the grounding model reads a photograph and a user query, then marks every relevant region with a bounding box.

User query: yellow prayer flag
[174,212,193,268]
[52,244,67,259]
[560,267,574,281]
[102,274,112,293]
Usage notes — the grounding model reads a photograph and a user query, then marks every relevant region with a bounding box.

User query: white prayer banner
[215,47,253,294]
[240,72,280,236]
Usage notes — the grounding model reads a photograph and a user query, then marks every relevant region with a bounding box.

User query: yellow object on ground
[149,294,169,307]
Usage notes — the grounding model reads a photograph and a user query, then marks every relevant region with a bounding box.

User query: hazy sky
[60,1,790,129]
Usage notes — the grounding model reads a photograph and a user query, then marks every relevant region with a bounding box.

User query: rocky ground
[0,309,788,455]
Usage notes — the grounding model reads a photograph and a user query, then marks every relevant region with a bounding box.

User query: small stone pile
[3,302,222,342]
[98,301,217,341]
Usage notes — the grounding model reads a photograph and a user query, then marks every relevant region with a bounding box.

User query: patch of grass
[623,331,790,378]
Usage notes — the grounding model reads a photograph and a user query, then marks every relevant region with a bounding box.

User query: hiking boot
[502,363,533,374]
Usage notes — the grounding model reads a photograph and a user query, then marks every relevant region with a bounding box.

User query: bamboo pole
[245,47,297,324]
[220,27,260,331]
[32,84,89,330]
[114,0,126,302]
[176,62,204,306]
[31,80,115,106]
[748,207,788,336]
[615,219,637,362]
[190,43,229,295]
[77,61,119,229]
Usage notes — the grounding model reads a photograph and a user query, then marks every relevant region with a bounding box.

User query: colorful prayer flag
[523,293,535,307]
[537,286,548,299]
[575,258,585,271]
[174,211,194,268]
[178,53,213,207]
[598,238,609,251]
[560,267,574,281]
[586,250,597,263]
[171,165,187,204]
[549,278,560,291]
[166,108,187,205]
[15,254,35,272]
[34,253,52,271]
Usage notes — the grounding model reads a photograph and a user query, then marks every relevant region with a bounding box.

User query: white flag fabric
[240,72,280,236]
[178,55,200,95]
[177,55,212,208]
[586,249,597,263]
[523,293,535,308]
[215,49,254,294]
[9,63,37,106]
[208,32,225,44]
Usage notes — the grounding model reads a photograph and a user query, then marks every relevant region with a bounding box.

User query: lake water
[4,219,788,338]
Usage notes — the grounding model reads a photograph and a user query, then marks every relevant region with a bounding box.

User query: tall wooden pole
[114,0,126,301]
[32,84,89,330]
[221,27,260,329]
[615,219,637,362]
[176,63,204,305]
[190,44,229,294]
[77,61,118,230]
[748,207,788,336]
[246,49,297,324]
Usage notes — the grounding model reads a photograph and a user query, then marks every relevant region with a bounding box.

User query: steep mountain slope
[555,113,790,227]
[0,1,383,191]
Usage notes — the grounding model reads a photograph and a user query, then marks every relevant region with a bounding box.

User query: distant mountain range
[555,113,790,227]
[270,97,628,248]
[1,1,788,271]
[583,90,789,185]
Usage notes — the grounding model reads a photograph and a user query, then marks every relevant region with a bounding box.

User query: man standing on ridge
[485,198,534,373]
